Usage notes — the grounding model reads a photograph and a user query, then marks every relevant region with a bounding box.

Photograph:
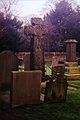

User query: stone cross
[31,18,48,72]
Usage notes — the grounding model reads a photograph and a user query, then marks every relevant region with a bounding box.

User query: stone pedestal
[65,39,80,80]
[65,62,80,79]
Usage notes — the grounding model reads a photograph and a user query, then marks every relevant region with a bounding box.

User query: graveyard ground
[0,80,80,120]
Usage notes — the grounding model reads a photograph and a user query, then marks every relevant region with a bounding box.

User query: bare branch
[0,0,18,17]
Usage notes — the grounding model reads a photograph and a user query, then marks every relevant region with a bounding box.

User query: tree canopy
[0,12,23,52]
[1,0,80,53]
[46,0,80,52]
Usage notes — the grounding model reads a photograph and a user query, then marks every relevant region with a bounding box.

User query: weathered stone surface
[11,71,41,107]
[23,53,30,70]
[31,18,44,71]
[52,53,66,67]
[65,40,80,80]
[66,39,77,62]
[34,36,43,70]
[0,51,18,86]
[44,65,67,102]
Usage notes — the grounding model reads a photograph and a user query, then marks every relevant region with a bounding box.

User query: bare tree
[0,0,18,18]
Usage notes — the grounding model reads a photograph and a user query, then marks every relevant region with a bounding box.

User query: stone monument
[31,18,48,78]
[66,39,77,62]
[65,39,80,80]
[31,18,44,70]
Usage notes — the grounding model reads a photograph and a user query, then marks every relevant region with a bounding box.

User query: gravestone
[11,71,41,108]
[31,18,48,72]
[65,39,80,79]
[0,51,18,87]
[66,39,77,62]
[44,65,67,102]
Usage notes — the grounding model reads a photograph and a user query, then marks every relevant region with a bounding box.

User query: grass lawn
[1,80,80,120]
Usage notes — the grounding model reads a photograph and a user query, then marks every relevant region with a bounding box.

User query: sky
[13,0,47,18]
[1,0,80,21]
[12,0,80,19]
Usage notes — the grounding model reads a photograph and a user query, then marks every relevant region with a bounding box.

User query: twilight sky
[1,0,80,20]
[12,0,53,19]
[13,0,80,19]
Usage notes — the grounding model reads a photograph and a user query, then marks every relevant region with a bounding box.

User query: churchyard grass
[0,80,79,120]
[14,80,80,120]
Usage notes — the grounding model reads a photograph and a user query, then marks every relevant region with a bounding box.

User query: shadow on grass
[0,81,80,120]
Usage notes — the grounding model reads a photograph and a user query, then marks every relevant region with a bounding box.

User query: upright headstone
[11,71,41,108]
[44,65,67,102]
[0,51,18,87]
[66,39,77,62]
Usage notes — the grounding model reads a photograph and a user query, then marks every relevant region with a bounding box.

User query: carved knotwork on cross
[31,18,48,70]
[24,18,48,74]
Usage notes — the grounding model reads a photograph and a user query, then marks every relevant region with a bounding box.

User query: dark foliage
[0,13,23,52]
[46,0,80,52]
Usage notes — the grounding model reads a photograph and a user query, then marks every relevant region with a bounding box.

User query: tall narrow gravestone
[66,39,77,62]
[0,51,18,87]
